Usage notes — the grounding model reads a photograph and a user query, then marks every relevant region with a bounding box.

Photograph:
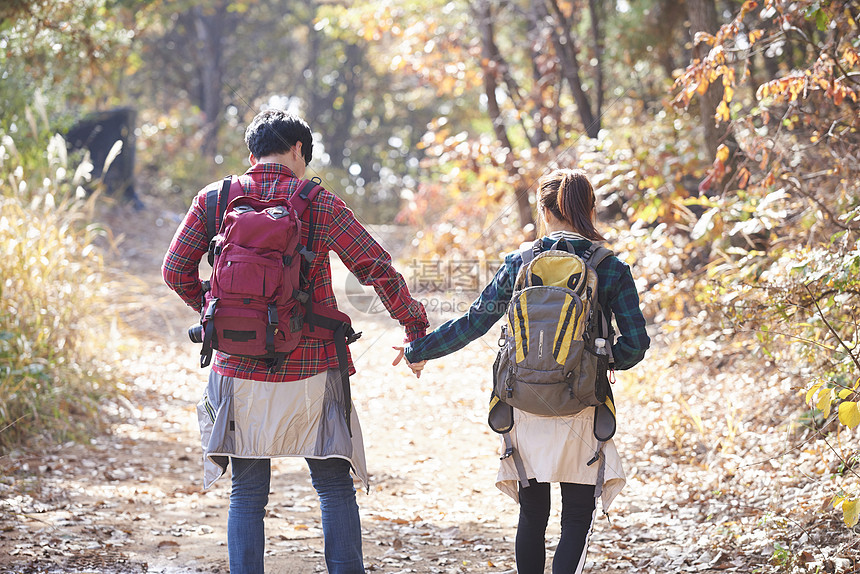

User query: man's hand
[392,346,426,378]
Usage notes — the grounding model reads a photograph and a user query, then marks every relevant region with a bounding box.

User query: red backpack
[193,176,360,375]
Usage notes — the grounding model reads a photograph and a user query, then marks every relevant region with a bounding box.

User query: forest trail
[1,198,856,574]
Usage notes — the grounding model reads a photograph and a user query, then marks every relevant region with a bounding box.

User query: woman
[394,168,650,573]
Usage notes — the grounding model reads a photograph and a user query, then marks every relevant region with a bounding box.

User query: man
[162,109,429,573]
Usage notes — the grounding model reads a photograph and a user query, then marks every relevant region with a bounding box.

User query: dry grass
[0,130,122,453]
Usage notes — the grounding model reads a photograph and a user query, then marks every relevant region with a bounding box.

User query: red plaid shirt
[162,162,428,382]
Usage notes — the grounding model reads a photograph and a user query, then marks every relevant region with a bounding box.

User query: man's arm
[162,192,210,313]
[324,196,429,341]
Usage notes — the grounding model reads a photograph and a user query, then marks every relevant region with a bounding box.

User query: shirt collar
[244,162,298,179]
[547,230,589,242]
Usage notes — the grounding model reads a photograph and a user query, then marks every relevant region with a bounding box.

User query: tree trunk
[526,3,561,147]
[192,2,229,160]
[477,0,535,232]
[545,0,599,138]
[687,0,724,157]
[325,43,363,170]
[588,0,604,123]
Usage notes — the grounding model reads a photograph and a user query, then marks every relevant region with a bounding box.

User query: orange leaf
[759,148,770,170]
[844,47,859,68]
[748,29,764,46]
[740,1,758,18]
[716,144,730,164]
[738,167,750,189]
[833,85,845,106]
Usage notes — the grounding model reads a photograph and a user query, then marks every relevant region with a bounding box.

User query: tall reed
[0,122,120,452]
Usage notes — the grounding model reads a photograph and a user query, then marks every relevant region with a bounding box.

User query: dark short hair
[244,109,313,165]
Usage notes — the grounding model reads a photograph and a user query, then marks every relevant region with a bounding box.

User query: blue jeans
[228,457,364,573]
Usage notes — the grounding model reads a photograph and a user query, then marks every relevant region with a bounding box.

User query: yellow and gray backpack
[489,238,617,491]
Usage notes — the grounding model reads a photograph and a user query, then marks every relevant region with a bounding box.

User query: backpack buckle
[299,246,315,263]
[203,298,218,320]
[345,328,362,345]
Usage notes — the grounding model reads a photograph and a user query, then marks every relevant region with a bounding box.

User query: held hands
[392,346,426,378]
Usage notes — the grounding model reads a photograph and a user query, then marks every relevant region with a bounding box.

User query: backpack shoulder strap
[520,238,543,266]
[205,175,243,241]
[584,244,614,269]
[513,239,543,290]
[289,177,324,218]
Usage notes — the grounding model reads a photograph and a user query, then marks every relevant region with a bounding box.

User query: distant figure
[395,169,650,574]
[162,109,429,573]
[64,107,140,207]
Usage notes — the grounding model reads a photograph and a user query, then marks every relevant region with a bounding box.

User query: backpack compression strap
[302,303,361,437]
[501,432,530,488]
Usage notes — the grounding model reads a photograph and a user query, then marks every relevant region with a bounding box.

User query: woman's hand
[392,346,426,378]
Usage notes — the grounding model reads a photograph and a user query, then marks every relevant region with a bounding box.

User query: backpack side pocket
[489,349,514,433]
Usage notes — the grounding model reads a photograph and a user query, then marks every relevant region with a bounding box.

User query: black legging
[515,481,596,574]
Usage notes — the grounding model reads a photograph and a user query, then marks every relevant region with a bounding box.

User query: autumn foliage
[1,0,858,558]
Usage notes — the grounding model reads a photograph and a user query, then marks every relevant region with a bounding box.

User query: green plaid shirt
[404,234,650,370]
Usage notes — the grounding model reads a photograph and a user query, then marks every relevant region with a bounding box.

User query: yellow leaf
[817,387,833,418]
[854,376,860,390]
[715,100,730,122]
[724,85,735,103]
[838,389,852,400]
[838,401,860,428]
[694,31,716,46]
[806,381,824,405]
[749,29,764,46]
[843,499,859,528]
[716,144,730,164]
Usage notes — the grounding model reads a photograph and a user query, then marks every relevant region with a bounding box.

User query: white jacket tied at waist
[496,406,625,513]
[197,369,368,489]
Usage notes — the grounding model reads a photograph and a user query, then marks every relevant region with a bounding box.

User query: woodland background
[0,0,858,571]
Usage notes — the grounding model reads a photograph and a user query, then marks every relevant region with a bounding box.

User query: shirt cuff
[404,323,427,343]
[403,342,422,364]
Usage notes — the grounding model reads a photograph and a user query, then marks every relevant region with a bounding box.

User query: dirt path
[1,199,857,573]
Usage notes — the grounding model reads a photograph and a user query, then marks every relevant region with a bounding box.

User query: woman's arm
[607,263,650,370]
[404,260,514,363]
